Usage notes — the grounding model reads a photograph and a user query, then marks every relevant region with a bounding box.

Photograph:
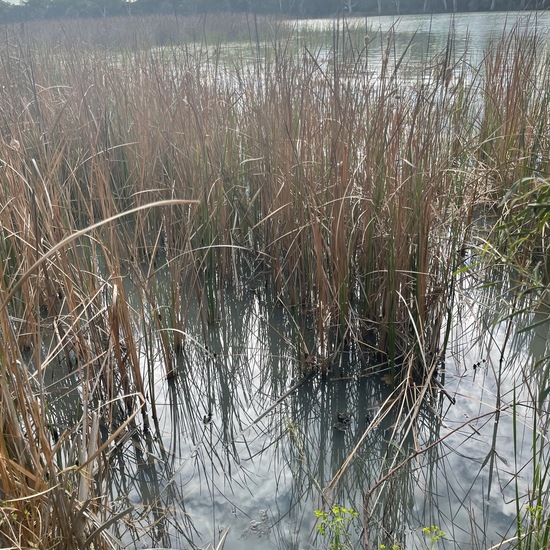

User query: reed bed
[0,12,548,549]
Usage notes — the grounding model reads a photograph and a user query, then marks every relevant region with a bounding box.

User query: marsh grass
[0,12,549,549]
[479,174,550,549]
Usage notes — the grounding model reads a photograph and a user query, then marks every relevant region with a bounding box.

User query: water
[43,11,550,550]
[209,10,550,94]
[291,10,550,60]
[65,265,546,550]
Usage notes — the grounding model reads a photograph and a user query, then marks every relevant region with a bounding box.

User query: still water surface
[108,274,547,549]
[289,10,550,82]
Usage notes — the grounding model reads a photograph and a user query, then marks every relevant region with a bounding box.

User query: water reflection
[41,248,549,550]
[105,255,548,549]
[288,11,550,84]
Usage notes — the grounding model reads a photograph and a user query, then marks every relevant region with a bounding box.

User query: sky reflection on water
[96,260,548,550]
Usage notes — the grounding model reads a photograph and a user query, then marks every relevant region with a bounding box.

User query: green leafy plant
[315,506,358,550]
[525,504,549,549]
[422,525,446,549]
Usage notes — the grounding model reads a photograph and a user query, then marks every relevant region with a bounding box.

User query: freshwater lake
[48,11,550,550]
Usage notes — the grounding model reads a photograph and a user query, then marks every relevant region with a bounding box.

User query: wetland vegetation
[0,11,549,550]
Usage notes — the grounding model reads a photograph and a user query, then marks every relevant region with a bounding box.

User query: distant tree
[86,0,124,17]
[6,0,550,23]
[341,0,357,12]
[47,0,84,17]
[0,0,18,21]
[21,0,51,18]
[0,0,11,14]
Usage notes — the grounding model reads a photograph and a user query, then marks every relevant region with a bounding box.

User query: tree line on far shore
[0,0,547,24]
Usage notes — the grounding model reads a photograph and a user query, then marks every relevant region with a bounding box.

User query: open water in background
[292,10,550,61]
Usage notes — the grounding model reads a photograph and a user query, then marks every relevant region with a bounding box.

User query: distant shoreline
[0,2,548,25]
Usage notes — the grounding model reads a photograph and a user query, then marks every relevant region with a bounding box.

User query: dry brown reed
[0,12,548,548]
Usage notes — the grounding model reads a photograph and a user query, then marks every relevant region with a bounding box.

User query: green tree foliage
[6,0,549,21]
[18,0,128,18]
